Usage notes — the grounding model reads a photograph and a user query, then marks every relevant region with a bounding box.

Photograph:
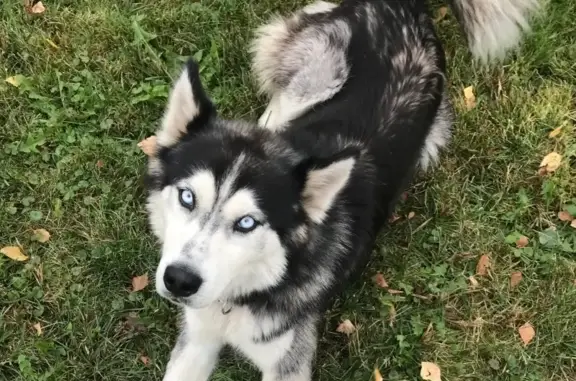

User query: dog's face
[146,60,357,308]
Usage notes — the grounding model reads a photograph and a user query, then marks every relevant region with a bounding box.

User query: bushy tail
[447,0,542,62]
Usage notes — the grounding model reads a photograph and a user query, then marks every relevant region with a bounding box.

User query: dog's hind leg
[418,91,453,171]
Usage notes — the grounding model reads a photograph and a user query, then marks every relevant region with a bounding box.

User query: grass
[1,0,575,380]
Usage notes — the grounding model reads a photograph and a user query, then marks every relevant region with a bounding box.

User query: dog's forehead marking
[222,188,263,221]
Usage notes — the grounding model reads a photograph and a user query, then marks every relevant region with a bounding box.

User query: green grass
[1,0,575,380]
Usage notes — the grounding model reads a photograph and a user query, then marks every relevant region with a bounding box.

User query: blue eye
[234,216,259,233]
[178,189,195,209]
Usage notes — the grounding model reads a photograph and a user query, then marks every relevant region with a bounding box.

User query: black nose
[163,265,203,297]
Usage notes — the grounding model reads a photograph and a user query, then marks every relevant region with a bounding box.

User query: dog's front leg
[163,328,223,381]
[258,320,318,381]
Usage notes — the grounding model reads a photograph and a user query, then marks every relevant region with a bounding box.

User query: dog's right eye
[178,188,195,209]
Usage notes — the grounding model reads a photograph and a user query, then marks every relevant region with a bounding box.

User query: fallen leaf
[137,135,157,156]
[510,271,522,288]
[434,6,448,23]
[96,160,104,168]
[336,319,356,335]
[388,214,400,223]
[374,368,383,381]
[140,355,150,366]
[28,1,46,14]
[515,235,529,248]
[558,211,573,221]
[518,322,535,346]
[44,38,59,49]
[463,86,476,110]
[539,152,562,174]
[387,289,404,295]
[131,273,149,292]
[571,220,576,229]
[407,211,416,220]
[476,254,491,276]
[1,246,29,261]
[549,127,562,138]
[420,361,441,381]
[388,303,397,327]
[373,272,389,288]
[32,228,51,243]
[5,75,25,87]
[468,275,479,288]
[32,322,43,336]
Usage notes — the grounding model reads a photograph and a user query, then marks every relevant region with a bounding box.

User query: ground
[1,0,575,380]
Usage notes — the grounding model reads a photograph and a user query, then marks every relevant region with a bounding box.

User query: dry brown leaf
[374,368,383,381]
[571,220,576,229]
[1,246,29,261]
[32,228,51,243]
[434,6,448,23]
[33,322,43,336]
[468,275,479,288]
[539,152,562,174]
[387,289,404,295]
[558,211,573,221]
[96,160,104,168]
[26,1,46,14]
[476,254,491,276]
[407,211,416,220]
[140,355,150,366]
[518,322,535,346]
[420,362,441,381]
[336,319,356,335]
[137,136,158,156]
[463,86,476,110]
[510,271,523,288]
[515,235,529,248]
[131,273,149,292]
[373,273,389,288]
[549,127,563,138]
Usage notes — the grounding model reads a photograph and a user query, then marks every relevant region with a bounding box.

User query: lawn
[1,0,575,380]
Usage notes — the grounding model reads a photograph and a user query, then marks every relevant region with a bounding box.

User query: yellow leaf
[463,86,476,110]
[1,246,29,261]
[374,368,383,381]
[571,219,576,229]
[387,289,404,295]
[468,275,479,288]
[45,38,59,49]
[407,211,416,220]
[510,271,523,288]
[5,75,24,87]
[336,319,356,335]
[549,127,562,138]
[137,135,158,157]
[131,273,149,292]
[420,362,441,381]
[33,323,43,336]
[476,254,491,276]
[518,322,535,346]
[539,152,562,173]
[32,228,51,243]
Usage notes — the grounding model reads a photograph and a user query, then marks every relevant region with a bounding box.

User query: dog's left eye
[234,216,259,233]
[178,188,195,209]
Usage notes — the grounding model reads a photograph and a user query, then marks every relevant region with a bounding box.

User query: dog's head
[145,60,358,308]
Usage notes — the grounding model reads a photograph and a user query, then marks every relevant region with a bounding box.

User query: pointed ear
[156,59,216,148]
[296,150,358,224]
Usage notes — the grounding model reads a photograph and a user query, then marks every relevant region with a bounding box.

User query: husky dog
[144,0,540,380]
